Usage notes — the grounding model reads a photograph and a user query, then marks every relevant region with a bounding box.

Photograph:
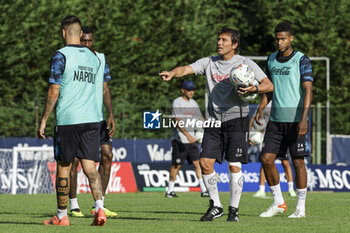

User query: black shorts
[262,121,310,158]
[172,140,200,165]
[100,120,112,146]
[54,122,101,162]
[200,116,249,164]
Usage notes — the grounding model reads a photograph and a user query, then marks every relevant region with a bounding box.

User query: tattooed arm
[38,84,60,139]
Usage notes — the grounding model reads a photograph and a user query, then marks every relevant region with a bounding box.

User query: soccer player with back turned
[69,26,118,218]
[257,22,313,218]
[38,15,106,226]
[159,28,273,222]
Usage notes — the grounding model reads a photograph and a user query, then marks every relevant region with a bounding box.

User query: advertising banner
[135,139,172,163]
[306,164,350,192]
[132,163,201,192]
[215,162,291,192]
[331,135,350,165]
[47,162,137,193]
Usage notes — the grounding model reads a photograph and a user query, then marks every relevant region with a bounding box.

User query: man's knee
[228,162,241,173]
[292,157,305,169]
[101,145,113,163]
[261,154,275,166]
[199,158,214,174]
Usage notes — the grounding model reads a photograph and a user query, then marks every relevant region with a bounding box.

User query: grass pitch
[0,192,350,233]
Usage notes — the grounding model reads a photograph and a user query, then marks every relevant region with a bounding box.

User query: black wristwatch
[255,85,259,93]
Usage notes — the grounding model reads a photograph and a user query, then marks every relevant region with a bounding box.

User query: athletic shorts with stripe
[262,121,310,158]
[54,122,101,162]
[200,116,249,164]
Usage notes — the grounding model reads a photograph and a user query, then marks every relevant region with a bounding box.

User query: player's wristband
[255,85,259,93]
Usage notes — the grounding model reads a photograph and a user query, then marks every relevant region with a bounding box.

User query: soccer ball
[253,118,267,131]
[239,79,258,102]
[249,131,264,145]
[230,64,255,88]
[230,64,258,102]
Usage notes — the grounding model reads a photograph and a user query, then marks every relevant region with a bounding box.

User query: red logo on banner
[46,162,137,193]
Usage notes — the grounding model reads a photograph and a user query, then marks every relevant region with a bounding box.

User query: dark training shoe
[165,191,178,198]
[227,206,239,222]
[201,191,210,197]
[200,200,223,221]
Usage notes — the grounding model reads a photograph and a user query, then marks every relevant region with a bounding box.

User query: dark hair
[82,26,94,34]
[61,15,81,29]
[274,21,293,35]
[218,27,240,51]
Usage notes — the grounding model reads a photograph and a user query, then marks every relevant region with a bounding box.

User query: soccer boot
[201,191,210,197]
[259,201,287,217]
[253,190,266,198]
[165,191,178,198]
[227,206,239,222]
[288,209,306,218]
[91,206,117,217]
[200,199,223,221]
[288,190,297,197]
[91,209,107,226]
[104,208,118,217]
[43,215,70,226]
[70,208,85,217]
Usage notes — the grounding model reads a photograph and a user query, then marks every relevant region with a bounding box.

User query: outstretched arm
[103,82,116,137]
[38,84,60,139]
[158,65,194,81]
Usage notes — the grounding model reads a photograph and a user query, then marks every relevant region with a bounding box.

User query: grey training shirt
[190,55,267,122]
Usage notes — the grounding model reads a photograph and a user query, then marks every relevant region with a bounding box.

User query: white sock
[69,198,80,210]
[296,188,307,212]
[198,178,207,193]
[102,196,105,205]
[167,181,175,194]
[288,182,294,192]
[270,183,284,205]
[259,185,265,192]
[203,172,222,207]
[95,200,104,213]
[229,171,243,208]
[57,208,67,220]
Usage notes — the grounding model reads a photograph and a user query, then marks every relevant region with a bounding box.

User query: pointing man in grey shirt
[159,28,273,222]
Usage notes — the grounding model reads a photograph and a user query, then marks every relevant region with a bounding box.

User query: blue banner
[215,162,290,192]
[331,136,350,165]
[306,164,350,192]
[135,139,172,163]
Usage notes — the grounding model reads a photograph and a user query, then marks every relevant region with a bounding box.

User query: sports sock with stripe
[270,183,284,205]
[229,171,243,208]
[203,171,222,207]
[296,188,307,212]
